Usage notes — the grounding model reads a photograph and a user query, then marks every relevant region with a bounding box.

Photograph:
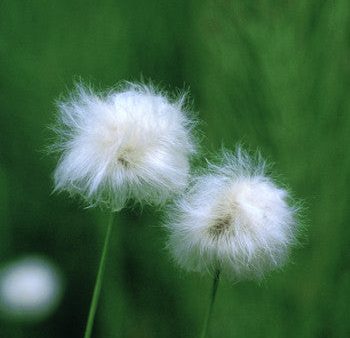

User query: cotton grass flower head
[166,149,298,280]
[0,256,63,321]
[52,83,196,210]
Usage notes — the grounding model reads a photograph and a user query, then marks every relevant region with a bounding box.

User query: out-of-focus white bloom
[52,83,196,210]
[0,256,63,321]
[166,149,298,280]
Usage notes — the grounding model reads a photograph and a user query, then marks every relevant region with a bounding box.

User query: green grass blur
[1,1,349,337]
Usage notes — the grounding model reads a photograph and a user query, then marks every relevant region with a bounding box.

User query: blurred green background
[1,0,349,337]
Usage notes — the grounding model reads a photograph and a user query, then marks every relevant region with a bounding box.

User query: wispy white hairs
[166,149,298,280]
[52,83,196,210]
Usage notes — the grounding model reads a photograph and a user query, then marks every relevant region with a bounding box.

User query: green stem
[200,269,221,338]
[84,212,115,338]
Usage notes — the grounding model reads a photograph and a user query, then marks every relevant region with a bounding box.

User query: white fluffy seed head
[0,256,63,321]
[166,149,298,280]
[51,83,196,211]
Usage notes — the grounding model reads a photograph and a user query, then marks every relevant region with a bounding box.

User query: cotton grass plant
[165,148,298,337]
[51,80,299,338]
[51,82,196,338]
[53,83,196,210]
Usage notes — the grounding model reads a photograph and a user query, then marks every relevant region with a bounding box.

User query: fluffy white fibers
[52,83,196,210]
[166,149,298,280]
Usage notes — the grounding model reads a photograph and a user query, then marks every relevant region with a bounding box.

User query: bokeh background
[1,1,350,337]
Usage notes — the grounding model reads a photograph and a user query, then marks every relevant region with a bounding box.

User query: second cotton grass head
[166,149,298,280]
[51,82,196,210]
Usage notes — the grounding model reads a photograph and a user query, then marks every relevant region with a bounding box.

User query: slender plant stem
[84,212,115,338]
[200,269,221,338]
